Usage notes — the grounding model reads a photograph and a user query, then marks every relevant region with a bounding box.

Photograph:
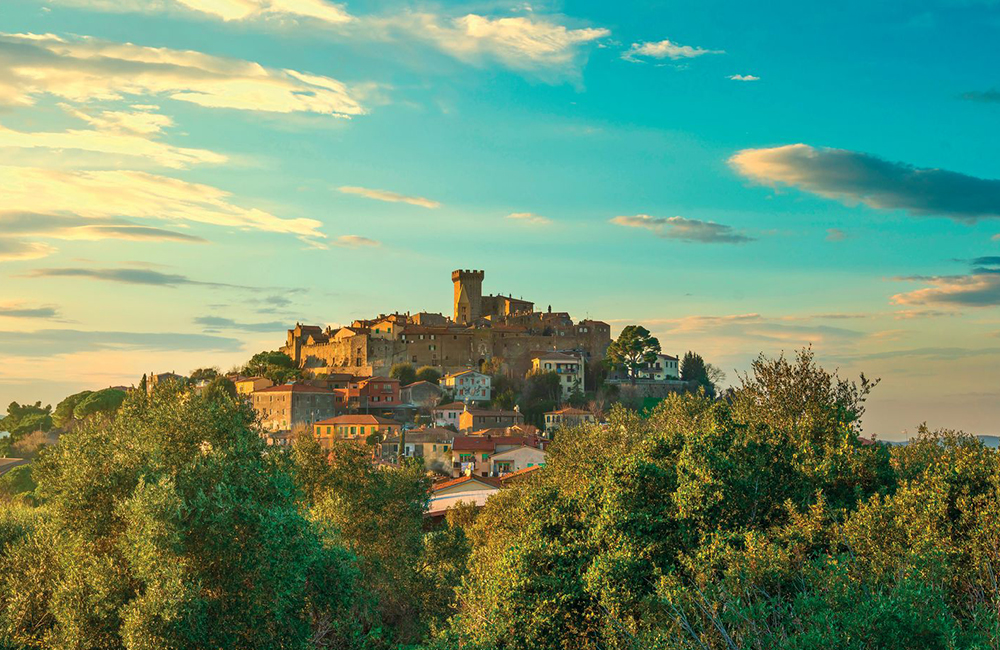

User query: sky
[1,0,999,440]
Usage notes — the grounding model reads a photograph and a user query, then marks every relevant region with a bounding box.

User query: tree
[71,388,126,421]
[390,363,417,386]
[0,383,364,648]
[188,367,220,383]
[519,371,561,426]
[241,350,300,384]
[606,325,661,383]
[415,366,441,384]
[52,391,93,429]
[201,376,237,403]
[681,350,718,396]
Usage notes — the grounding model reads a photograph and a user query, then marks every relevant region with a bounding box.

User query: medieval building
[280,270,611,379]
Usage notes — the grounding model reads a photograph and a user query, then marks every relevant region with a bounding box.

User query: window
[482,453,489,461]
[350,426,356,435]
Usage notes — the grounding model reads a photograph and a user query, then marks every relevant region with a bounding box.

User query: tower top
[452,269,484,282]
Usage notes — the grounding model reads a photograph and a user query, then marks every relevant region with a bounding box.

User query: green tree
[188,367,220,383]
[72,388,127,421]
[201,376,237,403]
[0,402,53,439]
[390,363,417,386]
[52,391,93,429]
[606,325,661,383]
[415,366,441,384]
[242,350,301,384]
[0,383,363,649]
[681,350,719,396]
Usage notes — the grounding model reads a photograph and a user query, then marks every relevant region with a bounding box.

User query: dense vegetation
[1,349,998,649]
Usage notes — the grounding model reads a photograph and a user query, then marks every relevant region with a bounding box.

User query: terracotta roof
[452,435,539,452]
[466,408,522,418]
[383,428,453,444]
[499,465,543,483]
[361,376,398,384]
[545,407,594,416]
[315,414,401,426]
[255,383,333,394]
[443,369,484,379]
[431,475,501,492]
[434,401,467,411]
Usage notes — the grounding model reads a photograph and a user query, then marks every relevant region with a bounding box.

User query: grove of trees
[0,349,998,649]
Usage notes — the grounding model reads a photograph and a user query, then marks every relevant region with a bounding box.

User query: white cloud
[892,273,1000,307]
[505,212,551,226]
[623,38,723,62]
[728,74,759,81]
[0,166,325,239]
[387,13,609,72]
[338,185,441,208]
[610,214,754,244]
[48,0,352,25]
[0,108,226,169]
[0,239,56,262]
[0,32,366,117]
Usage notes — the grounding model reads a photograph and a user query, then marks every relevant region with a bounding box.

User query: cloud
[0,107,226,169]
[892,273,1000,307]
[386,13,608,73]
[0,303,59,319]
[52,0,352,24]
[0,328,242,357]
[962,89,1000,103]
[610,214,754,244]
[826,228,849,242]
[972,256,1000,266]
[193,315,286,332]
[338,185,441,208]
[728,74,759,81]
[0,239,56,262]
[623,38,723,62]
[0,32,366,118]
[505,212,551,226]
[730,144,1000,222]
[0,167,324,239]
[334,234,381,247]
[23,267,251,289]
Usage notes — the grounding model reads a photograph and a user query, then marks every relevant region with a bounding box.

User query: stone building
[280,269,611,381]
[251,383,336,432]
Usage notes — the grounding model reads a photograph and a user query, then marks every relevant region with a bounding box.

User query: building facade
[458,407,525,433]
[442,370,491,403]
[251,383,336,432]
[531,351,585,399]
[313,414,401,446]
[543,407,597,431]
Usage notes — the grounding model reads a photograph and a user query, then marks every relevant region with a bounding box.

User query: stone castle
[281,270,611,378]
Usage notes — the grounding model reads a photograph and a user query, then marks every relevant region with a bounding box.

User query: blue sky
[1,0,999,439]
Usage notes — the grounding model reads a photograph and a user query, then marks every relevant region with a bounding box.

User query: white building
[641,353,680,381]
[442,370,492,403]
[531,351,584,400]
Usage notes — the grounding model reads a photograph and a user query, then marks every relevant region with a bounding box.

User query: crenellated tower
[452,269,484,324]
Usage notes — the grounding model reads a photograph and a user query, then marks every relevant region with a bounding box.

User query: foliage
[606,325,661,382]
[518,371,561,426]
[200,376,237,403]
[72,388,127,421]
[188,367,220,383]
[242,350,301,384]
[52,391,93,429]
[0,402,53,439]
[0,465,36,501]
[415,366,442,384]
[390,363,417,386]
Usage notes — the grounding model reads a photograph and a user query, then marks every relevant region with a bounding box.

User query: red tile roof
[499,465,543,483]
[314,414,401,426]
[431,475,501,492]
[545,407,594,416]
[255,383,333,394]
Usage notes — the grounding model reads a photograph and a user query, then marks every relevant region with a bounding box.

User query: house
[458,406,525,433]
[234,376,273,396]
[379,427,454,472]
[489,445,546,476]
[251,383,336,432]
[451,434,545,477]
[400,381,446,410]
[442,370,492,403]
[530,351,584,399]
[641,353,680,381]
[335,376,401,411]
[543,407,596,431]
[313,414,402,447]
[147,371,186,394]
[426,475,500,519]
[432,401,467,428]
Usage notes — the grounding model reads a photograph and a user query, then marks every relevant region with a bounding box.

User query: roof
[466,408,522,418]
[360,376,398,384]
[431,475,501,492]
[433,401,468,411]
[383,428,453,444]
[532,351,582,362]
[255,383,333,394]
[545,407,594,416]
[315,414,402,426]
[499,465,543,483]
[452,435,540,452]
[469,424,540,437]
[443,369,485,380]
[402,380,443,390]
[657,353,679,360]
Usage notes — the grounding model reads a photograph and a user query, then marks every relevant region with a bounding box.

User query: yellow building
[531,351,584,399]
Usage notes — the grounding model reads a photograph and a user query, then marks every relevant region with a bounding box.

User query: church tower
[452,269,484,324]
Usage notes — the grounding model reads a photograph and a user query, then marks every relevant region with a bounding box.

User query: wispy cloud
[0,238,56,262]
[961,89,1000,103]
[505,212,551,226]
[728,74,759,81]
[730,144,1000,222]
[610,214,754,244]
[892,273,1000,307]
[623,38,723,62]
[0,32,367,118]
[338,185,441,208]
[826,228,849,242]
[193,315,285,332]
[23,267,251,289]
[0,328,242,357]
[0,303,60,319]
[51,0,353,24]
[334,234,381,247]
[0,166,324,239]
